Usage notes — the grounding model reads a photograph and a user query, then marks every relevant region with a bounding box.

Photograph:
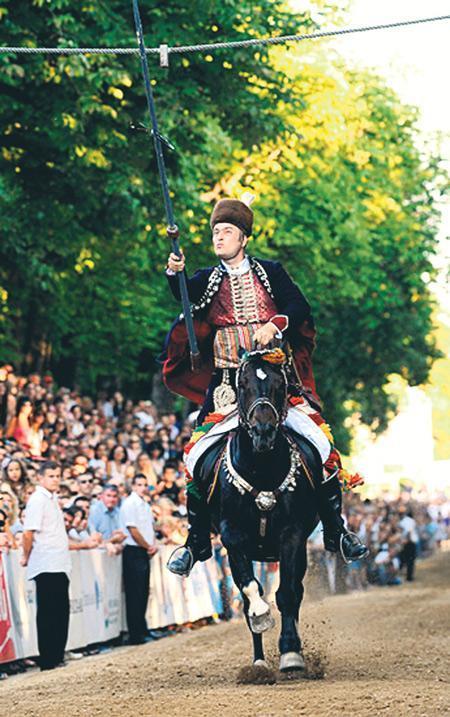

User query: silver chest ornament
[255,491,277,512]
[213,369,237,411]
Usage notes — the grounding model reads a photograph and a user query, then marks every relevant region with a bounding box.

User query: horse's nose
[252,422,276,452]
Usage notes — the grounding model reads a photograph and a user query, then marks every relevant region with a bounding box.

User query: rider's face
[212,223,247,263]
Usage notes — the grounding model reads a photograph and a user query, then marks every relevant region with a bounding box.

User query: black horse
[196,349,323,672]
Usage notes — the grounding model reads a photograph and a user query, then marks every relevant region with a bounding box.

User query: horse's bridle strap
[245,397,280,426]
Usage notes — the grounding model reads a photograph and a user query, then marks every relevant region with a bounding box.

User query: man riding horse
[162,196,367,576]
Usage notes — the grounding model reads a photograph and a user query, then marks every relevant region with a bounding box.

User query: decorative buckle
[255,491,277,512]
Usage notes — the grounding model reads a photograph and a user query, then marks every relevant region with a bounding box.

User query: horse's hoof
[248,607,275,634]
[279,651,305,672]
[253,659,269,668]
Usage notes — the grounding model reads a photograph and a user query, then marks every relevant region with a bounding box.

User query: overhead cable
[0,14,448,67]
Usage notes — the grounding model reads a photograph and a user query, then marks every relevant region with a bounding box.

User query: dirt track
[1,551,449,717]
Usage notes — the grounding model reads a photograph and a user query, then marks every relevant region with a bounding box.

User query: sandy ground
[1,551,449,717]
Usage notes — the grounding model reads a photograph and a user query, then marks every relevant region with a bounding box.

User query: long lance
[131,0,200,372]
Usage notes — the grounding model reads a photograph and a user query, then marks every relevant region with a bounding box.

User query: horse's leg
[242,598,266,665]
[222,519,275,635]
[276,528,307,672]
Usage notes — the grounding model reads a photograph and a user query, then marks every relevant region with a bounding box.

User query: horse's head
[237,348,288,453]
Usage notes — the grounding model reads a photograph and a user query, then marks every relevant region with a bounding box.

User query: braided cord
[0,14,448,57]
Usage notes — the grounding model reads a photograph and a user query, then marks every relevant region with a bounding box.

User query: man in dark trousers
[21,460,71,670]
[120,474,158,645]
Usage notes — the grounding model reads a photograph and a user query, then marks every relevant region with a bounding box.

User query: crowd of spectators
[0,364,449,674]
[309,492,449,594]
[0,366,193,561]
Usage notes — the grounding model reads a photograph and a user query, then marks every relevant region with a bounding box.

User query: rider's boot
[316,470,368,563]
[167,491,212,577]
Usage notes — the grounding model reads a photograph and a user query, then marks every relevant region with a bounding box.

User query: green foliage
[423,314,450,460]
[0,0,312,388]
[0,2,446,447]
[226,48,447,448]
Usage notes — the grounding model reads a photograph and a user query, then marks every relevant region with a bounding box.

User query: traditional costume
[162,198,367,574]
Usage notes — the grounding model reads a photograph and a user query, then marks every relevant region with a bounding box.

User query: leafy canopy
[0,1,446,447]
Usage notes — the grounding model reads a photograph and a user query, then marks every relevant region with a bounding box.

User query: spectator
[88,442,108,474]
[88,484,125,543]
[398,507,419,582]
[120,474,158,645]
[373,543,402,586]
[127,435,143,463]
[29,406,46,458]
[21,460,71,671]
[0,506,16,551]
[135,452,158,490]
[134,400,155,429]
[6,396,33,450]
[1,457,28,498]
[107,445,128,485]
[64,506,101,550]
[74,472,95,499]
[155,463,181,504]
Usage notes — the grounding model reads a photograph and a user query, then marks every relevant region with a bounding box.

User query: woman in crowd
[29,406,47,458]
[146,441,165,478]
[69,405,86,439]
[6,396,33,450]
[1,458,28,498]
[126,434,142,463]
[107,444,129,485]
[134,451,158,491]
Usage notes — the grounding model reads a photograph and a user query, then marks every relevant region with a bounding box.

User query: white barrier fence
[0,545,221,665]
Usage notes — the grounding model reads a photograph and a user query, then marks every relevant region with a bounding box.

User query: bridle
[237,351,288,433]
[245,397,282,427]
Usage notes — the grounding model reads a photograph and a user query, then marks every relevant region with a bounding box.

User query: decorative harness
[219,348,314,538]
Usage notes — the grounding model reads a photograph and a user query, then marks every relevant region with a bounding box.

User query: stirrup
[166,545,195,577]
[339,531,369,565]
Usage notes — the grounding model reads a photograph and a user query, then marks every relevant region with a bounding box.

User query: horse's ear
[238,347,247,361]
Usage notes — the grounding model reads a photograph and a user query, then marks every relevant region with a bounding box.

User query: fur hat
[210,197,254,237]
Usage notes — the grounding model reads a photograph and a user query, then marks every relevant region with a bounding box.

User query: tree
[0,2,446,447]
[201,46,446,448]
[0,0,313,390]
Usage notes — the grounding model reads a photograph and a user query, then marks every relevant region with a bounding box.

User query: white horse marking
[256,368,267,381]
[242,580,269,618]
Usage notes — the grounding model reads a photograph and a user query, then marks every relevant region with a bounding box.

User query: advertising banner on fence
[0,549,124,664]
[1,545,219,665]
[0,553,16,663]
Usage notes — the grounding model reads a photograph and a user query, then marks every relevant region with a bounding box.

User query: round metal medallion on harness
[255,491,277,512]
[213,382,237,411]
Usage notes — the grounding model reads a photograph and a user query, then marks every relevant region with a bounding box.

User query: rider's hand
[167,251,185,273]
[253,322,279,348]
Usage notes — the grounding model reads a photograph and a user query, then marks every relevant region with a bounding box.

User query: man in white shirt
[21,460,71,670]
[120,474,158,644]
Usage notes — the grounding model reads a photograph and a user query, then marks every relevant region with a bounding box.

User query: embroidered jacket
[162,257,318,405]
